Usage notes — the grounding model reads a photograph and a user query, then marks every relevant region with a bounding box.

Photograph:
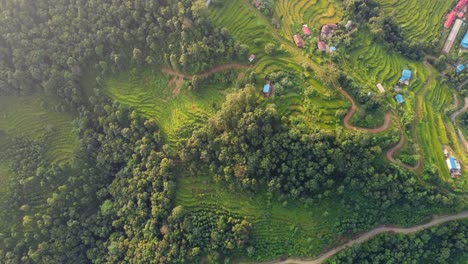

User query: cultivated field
[375,0,455,45]
[275,0,343,39]
[0,95,77,163]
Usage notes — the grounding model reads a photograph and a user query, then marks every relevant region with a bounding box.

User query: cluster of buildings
[393,69,412,105]
[444,149,462,178]
[292,22,352,53]
[442,0,468,54]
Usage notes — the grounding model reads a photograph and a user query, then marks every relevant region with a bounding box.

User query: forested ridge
[0,0,246,105]
[0,0,467,263]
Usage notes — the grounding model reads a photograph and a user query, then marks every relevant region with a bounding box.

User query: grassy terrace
[275,0,343,39]
[0,95,77,163]
[375,0,455,45]
[104,69,230,144]
[176,174,345,261]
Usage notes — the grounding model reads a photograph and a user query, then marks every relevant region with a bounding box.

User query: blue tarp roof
[457,64,465,73]
[449,157,456,169]
[330,46,337,51]
[399,69,412,82]
[461,31,468,49]
[263,84,271,93]
[395,94,404,104]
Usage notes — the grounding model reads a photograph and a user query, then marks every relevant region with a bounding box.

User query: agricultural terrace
[274,0,343,39]
[175,173,450,262]
[339,30,427,127]
[208,0,348,128]
[0,95,77,163]
[375,0,455,45]
[104,69,229,144]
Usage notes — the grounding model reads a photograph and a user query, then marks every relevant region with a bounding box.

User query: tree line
[0,0,247,107]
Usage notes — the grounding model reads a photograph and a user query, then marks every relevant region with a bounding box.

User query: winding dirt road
[160,63,250,80]
[451,97,468,122]
[337,87,392,133]
[260,211,468,264]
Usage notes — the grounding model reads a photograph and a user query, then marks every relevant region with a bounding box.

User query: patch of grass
[0,95,77,163]
[104,68,232,144]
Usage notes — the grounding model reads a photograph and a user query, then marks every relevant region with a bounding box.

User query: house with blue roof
[461,31,468,49]
[395,94,404,104]
[446,156,462,177]
[399,69,412,85]
[456,64,465,73]
[262,82,272,96]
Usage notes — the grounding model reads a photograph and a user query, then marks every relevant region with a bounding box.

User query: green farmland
[375,0,455,45]
[0,95,77,163]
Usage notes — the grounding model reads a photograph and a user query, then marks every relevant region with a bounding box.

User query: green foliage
[328,220,468,263]
[0,0,243,105]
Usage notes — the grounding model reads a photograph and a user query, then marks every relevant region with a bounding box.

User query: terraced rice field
[343,31,427,93]
[275,0,343,39]
[175,174,344,261]
[209,0,348,128]
[0,96,77,163]
[105,69,229,144]
[375,0,455,45]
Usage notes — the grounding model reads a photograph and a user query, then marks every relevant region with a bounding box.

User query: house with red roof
[321,24,337,39]
[293,34,304,48]
[302,24,311,37]
[445,10,457,28]
[317,38,326,52]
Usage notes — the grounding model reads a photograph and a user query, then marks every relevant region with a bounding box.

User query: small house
[302,24,311,37]
[376,83,385,93]
[445,10,457,28]
[399,69,412,85]
[248,54,256,62]
[345,20,353,30]
[320,24,337,39]
[329,46,337,52]
[456,64,465,73]
[253,0,262,9]
[395,94,404,104]
[317,39,326,52]
[446,156,462,177]
[263,82,272,96]
[461,31,468,48]
[293,34,304,48]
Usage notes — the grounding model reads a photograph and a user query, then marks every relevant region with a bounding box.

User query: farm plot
[175,174,346,261]
[375,0,455,45]
[104,69,230,144]
[0,96,77,163]
[275,0,343,39]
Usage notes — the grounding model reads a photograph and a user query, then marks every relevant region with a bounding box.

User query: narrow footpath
[260,211,468,264]
[451,97,468,122]
[160,63,250,80]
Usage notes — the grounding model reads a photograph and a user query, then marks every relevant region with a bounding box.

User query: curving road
[451,97,468,123]
[260,211,468,264]
[337,87,392,133]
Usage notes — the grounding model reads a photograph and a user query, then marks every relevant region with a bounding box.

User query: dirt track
[337,88,392,133]
[451,97,468,122]
[259,211,468,264]
[160,63,250,80]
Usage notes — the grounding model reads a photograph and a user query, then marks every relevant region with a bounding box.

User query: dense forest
[0,0,246,106]
[0,0,467,263]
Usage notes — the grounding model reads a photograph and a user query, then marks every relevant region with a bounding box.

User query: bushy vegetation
[0,0,245,106]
